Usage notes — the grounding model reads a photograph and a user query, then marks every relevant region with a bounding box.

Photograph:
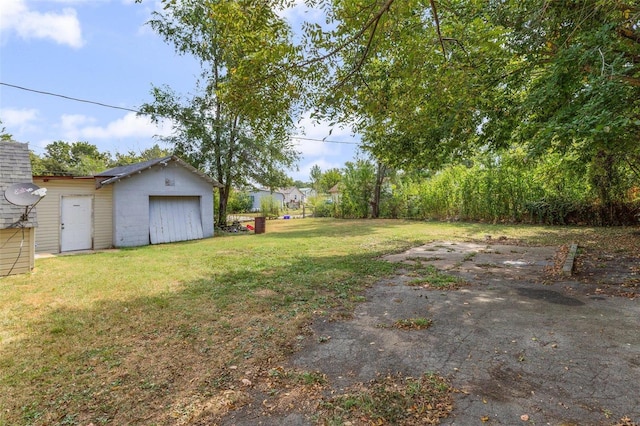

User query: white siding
[32,178,112,254]
[283,187,304,204]
[111,162,214,247]
[249,190,285,212]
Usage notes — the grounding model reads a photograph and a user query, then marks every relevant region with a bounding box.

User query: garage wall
[32,177,113,254]
[111,162,214,247]
[0,228,34,275]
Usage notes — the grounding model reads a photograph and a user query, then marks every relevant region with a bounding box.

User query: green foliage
[393,317,433,330]
[310,164,322,193]
[407,263,465,290]
[260,195,281,218]
[258,168,294,193]
[338,159,376,218]
[30,141,174,176]
[227,189,253,214]
[331,148,638,225]
[35,141,111,176]
[112,144,172,167]
[309,196,335,218]
[140,0,301,226]
[29,152,46,175]
[0,119,13,141]
[293,179,310,188]
[302,0,640,214]
[318,168,342,193]
[319,373,453,424]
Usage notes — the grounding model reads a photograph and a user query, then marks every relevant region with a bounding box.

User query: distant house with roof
[280,186,304,208]
[247,188,285,212]
[33,155,222,253]
[1,141,38,276]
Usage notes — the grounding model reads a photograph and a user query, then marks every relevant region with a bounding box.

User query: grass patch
[1,218,637,425]
[318,372,454,425]
[394,317,433,330]
[407,263,466,290]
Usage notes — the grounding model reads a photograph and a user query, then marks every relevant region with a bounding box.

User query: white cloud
[60,112,173,141]
[0,107,38,128]
[0,0,84,48]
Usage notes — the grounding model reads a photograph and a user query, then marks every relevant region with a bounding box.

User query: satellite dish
[4,182,46,206]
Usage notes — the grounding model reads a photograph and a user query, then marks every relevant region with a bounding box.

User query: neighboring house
[1,141,38,276]
[247,189,285,212]
[328,183,341,203]
[33,155,222,253]
[280,186,304,208]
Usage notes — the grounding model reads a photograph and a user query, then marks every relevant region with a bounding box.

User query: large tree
[140,0,302,226]
[300,0,512,168]
[489,1,640,215]
[301,0,640,218]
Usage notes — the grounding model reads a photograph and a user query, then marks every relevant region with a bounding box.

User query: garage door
[149,196,203,244]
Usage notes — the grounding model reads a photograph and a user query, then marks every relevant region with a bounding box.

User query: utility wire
[0,81,361,146]
[1,82,140,114]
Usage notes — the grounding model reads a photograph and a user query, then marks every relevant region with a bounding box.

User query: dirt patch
[221,241,640,425]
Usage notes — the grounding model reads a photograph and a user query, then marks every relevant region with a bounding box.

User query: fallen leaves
[614,416,639,426]
[318,372,455,425]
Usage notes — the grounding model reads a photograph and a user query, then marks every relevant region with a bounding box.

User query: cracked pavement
[225,241,640,425]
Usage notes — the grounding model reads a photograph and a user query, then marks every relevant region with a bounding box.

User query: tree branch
[333,9,384,89]
[297,0,396,69]
[429,0,446,57]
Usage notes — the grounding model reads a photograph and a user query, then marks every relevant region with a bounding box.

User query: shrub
[260,195,281,218]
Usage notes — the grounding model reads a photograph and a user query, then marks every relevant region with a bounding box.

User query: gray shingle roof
[95,155,223,188]
[1,141,37,228]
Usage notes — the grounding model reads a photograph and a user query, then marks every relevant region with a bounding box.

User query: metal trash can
[254,216,266,234]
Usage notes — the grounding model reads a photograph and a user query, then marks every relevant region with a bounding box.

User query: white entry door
[149,196,203,244]
[61,196,93,252]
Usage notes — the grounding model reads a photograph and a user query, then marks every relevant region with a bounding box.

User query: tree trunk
[371,162,386,219]
[591,150,619,225]
[217,184,230,227]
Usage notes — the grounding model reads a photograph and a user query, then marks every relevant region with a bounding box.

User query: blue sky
[0,0,360,182]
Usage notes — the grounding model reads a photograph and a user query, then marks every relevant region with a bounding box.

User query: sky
[0,0,361,182]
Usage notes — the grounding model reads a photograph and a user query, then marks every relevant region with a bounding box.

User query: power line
[291,135,359,145]
[0,81,361,146]
[0,82,139,114]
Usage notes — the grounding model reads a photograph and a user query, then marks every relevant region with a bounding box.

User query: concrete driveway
[224,241,640,425]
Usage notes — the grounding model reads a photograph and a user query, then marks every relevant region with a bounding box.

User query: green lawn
[0,218,636,425]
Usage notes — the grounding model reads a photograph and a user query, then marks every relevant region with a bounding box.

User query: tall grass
[350,149,639,225]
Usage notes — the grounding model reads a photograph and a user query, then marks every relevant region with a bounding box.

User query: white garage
[97,156,222,247]
[34,156,221,253]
